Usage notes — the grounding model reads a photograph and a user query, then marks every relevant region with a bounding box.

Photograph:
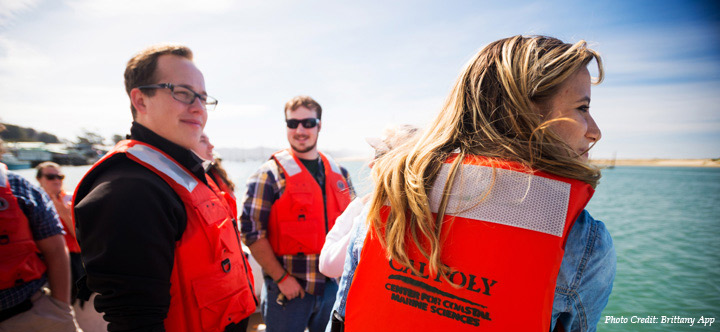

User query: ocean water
[13,162,719,331]
[588,167,720,331]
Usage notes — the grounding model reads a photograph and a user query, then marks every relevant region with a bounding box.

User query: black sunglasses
[286,118,319,129]
[43,174,65,180]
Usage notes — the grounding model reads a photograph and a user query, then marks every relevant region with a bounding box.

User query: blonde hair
[368,35,604,280]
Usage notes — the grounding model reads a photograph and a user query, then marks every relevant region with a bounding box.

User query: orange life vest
[210,168,237,218]
[58,191,81,253]
[345,155,594,331]
[74,140,256,332]
[268,149,353,256]
[0,162,47,290]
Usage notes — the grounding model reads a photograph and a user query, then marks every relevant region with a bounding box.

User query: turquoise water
[589,167,720,331]
[14,163,719,331]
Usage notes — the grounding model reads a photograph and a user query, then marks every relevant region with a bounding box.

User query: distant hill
[0,123,60,143]
[215,147,367,161]
[215,147,279,161]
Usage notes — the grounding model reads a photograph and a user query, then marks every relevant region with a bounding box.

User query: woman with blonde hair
[334,35,615,332]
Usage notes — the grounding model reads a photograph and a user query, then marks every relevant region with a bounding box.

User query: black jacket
[74,122,209,332]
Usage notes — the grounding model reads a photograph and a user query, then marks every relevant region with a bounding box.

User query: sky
[1,0,719,159]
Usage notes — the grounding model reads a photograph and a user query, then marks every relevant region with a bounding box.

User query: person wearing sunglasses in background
[35,162,106,332]
[35,163,82,299]
[241,95,355,332]
[73,44,256,332]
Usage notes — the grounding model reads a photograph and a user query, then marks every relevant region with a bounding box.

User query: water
[12,160,372,197]
[13,163,719,331]
[588,167,720,331]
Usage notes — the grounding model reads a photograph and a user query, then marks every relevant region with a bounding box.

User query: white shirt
[319,197,368,278]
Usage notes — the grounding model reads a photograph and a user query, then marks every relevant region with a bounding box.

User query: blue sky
[1,0,718,159]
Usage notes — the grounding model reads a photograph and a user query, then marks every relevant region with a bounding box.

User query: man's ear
[130,88,148,115]
[317,120,322,132]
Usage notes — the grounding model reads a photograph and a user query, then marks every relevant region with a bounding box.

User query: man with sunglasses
[73,44,256,332]
[241,96,355,332]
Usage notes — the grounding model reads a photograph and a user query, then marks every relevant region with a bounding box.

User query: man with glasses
[73,44,256,332]
[241,96,355,332]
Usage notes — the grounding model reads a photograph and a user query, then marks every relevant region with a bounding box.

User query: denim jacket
[329,208,616,332]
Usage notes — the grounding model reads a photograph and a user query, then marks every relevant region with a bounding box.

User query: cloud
[592,22,720,85]
[0,36,53,78]
[589,80,720,158]
[0,0,40,25]
[65,0,237,16]
[2,0,718,160]
[211,104,268,118]
[0,83,131,140]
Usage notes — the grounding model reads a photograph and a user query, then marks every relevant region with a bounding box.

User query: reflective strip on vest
[323,153,343,176]
[274,150,302,177]
[429,163,570,237]
[126,144,198,193]
[0,164,8,188]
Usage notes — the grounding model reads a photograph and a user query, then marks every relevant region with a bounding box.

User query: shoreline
[21,156,718,168]
[590,159,720,168]
[335,157,720,168]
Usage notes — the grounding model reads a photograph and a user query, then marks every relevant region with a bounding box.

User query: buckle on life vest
[298,214,306,221]
[0,234,9,245]
[221,258,231,273]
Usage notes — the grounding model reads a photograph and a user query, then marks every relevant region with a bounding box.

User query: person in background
[35,162,106,332]
[193,132,239,216]
[0,126,81,331]
[335,35,616,332]
[320,124,419,332]
[319,124,419,279]
[241,96,355,332]
[73,44,256,332]
[35,162,82,301]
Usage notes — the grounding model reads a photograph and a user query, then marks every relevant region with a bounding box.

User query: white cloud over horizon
[1,0,718,159]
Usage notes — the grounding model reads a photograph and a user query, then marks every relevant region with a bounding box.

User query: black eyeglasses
[137,83,218,111]
[286,118,319,129]
[43,174,65,180]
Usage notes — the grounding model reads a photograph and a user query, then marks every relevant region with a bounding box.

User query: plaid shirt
[0,169,64,310]
[240,155,355,295]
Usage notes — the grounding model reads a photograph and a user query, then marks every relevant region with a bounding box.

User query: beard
[291,141,317,153]
[290,134,318,154]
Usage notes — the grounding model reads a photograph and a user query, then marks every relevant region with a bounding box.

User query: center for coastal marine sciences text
[603,315,715,327]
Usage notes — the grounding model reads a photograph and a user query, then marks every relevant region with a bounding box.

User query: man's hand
[277,275,305,300]
[248,238,307,301]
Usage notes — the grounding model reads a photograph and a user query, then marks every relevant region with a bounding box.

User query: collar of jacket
[129,121,208,186]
